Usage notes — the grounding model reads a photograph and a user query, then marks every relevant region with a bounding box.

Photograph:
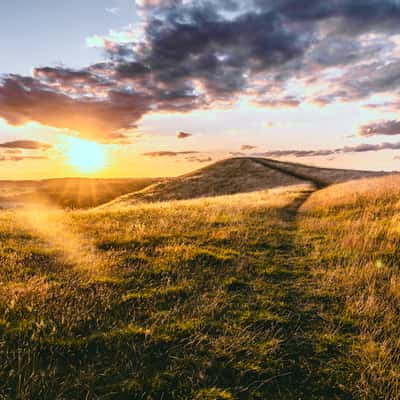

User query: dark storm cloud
[142,6,310,94]
[359,120,400,137]
[307,35,389,68]
[1,0,400,141]
[115,62,151,78]
[273,0,400,34]
[0,140,51,150]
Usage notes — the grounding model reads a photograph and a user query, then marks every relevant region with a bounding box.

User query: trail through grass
[0,181,362,399]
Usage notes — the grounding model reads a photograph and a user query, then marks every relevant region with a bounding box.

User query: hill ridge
[101,157,388,209]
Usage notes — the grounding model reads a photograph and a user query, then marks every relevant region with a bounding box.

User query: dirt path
[1,166,359,399]
[251,170,355,398]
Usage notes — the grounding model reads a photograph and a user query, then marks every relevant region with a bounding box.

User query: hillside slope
[0,178,159,209]
[253,157,386,187]
[103,157,388,208]
[1,162,400,398]
[103,158,308,208]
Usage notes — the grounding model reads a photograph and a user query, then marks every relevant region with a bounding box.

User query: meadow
[299,174,400,399]
[0,158,399,399]
[0,178,159,209]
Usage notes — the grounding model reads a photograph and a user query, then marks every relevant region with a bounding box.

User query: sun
[65,138,107,173]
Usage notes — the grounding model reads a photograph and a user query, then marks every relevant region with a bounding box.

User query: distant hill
[102,157,387,208]
[0,158,389,210]
[0,178,160,209]
[102,158,307,208]
[253,158,388,187]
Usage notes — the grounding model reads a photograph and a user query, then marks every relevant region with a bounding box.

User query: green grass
[2,184,346,400]
[1,168,400,399]
[298,174,400,400]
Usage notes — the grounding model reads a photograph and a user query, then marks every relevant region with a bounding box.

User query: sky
[1,0,400,179]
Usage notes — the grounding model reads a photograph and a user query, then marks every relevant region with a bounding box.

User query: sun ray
[65,138,107,174]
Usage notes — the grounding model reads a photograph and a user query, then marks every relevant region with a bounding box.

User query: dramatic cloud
[359,120,400,137]
[1,0,400,142]
[0,75,151,141]
[177,131,192,139]
[142,151,199,157]
[0,140,51,150]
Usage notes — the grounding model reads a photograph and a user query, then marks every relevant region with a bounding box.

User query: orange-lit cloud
[0,140,51,150]
[2,0,400,147]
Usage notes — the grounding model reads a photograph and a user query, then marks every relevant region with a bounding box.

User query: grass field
[0,178,159,209]
[299,174,400,399]
[0,158,399,399]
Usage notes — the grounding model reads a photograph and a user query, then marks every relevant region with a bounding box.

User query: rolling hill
[0,158,399,399]
[0,177,160,209]
[102,157,386,208]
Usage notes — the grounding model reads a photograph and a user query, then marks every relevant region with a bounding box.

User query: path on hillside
[250,157,327,189]
[0,161,359,399]
[252,167,355,399]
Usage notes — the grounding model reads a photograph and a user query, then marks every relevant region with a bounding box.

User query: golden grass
[299,173,400,399]
[0,178,159,209]
[0,183,317,399]
[259,158,387,185]
[1,155,398,399]
[103,158,307,208]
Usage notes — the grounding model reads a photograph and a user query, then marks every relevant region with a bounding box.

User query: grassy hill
[0,178,159,209]
[103,157,384,209]
[0,158,399,399]
[102,158,307,208]
[251,158,387,187]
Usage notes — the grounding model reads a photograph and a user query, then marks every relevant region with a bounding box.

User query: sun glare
[65,138,107,173]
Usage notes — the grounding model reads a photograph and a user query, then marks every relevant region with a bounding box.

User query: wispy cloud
[0,140,51,150]
[255,141,400,158]
[240,145,257,151]
[185,155,212,163]
[359,120,400,137]
[105,7,119,15]
[142,151,199,157]
[0,155,48,162]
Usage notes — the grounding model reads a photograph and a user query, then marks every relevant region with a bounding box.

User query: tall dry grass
[299,173,400,399]
[0,184,313,399]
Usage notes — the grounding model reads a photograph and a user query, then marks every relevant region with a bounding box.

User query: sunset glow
[3,2,400,397]
[1,1,400,176]
[65,138,107,173]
